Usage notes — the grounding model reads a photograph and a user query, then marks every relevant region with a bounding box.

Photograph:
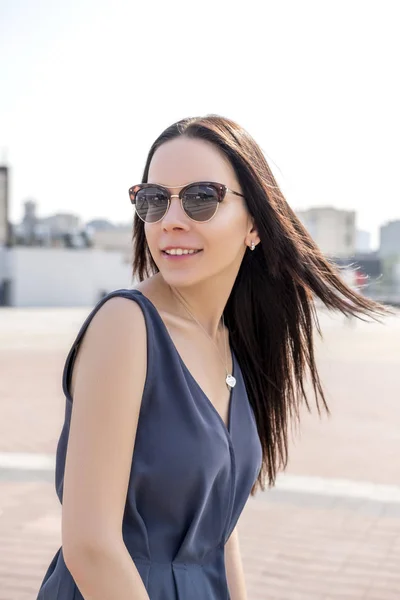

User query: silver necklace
[169,286,237,390]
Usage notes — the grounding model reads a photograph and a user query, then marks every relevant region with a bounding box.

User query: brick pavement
[0,479,399,600]
[0,306,399,599]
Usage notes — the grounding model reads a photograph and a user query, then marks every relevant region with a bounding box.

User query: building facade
[379,220,400,258]
[356,230,371,254]
[295,207,356,257]
[0,166,10,246]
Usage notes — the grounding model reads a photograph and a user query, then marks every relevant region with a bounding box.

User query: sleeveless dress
[36,288,262,600]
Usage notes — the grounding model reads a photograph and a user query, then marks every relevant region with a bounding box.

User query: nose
[161,195,190,230]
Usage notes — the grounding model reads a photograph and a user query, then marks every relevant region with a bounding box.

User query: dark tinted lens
[182,184,219,221]
[135,187,169,223]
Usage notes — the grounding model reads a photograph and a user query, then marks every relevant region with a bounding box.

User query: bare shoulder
[70,294,147,397]
[84,294,146,339]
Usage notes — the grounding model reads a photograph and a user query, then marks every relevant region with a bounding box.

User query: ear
[247,219,261,246]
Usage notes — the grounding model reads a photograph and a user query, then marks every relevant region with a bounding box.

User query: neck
[160,273,234,341]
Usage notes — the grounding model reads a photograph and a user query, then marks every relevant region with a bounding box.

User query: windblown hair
[132,115,389,494]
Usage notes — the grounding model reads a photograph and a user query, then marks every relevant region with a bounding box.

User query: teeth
[164,248,199,255]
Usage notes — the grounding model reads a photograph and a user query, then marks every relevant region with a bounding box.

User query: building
[20,199,38,245]
[0,246,133,307]
[0,198,134,306]
[13,200,91,249]
[296,207,356,257]
[0,166,10,246]
[379,220,400,258]
[91,225,132,262]
[86,219,115,231]
[40,212,82,233]
[356,230,371,253]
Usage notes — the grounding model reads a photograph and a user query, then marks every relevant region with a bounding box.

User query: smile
[161,249,203,259]
[163,248,201,256]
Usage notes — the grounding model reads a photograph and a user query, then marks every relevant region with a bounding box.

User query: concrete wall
[8,247,134,307]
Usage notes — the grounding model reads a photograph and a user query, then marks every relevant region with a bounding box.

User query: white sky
[1,0,399,249]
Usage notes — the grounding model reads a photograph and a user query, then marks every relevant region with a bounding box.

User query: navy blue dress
[37,288,262,599]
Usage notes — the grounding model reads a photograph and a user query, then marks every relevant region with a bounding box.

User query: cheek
[143,226,160,258]
[208,226,246,262]
[144,224,155,245]
[213,213,247,245]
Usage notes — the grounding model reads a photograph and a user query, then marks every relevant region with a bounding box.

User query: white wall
[9,247,134,307]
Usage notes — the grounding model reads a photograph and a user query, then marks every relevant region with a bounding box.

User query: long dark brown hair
[132,114,390,494]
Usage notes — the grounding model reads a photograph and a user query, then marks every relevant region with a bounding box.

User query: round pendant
[226,374,236,388]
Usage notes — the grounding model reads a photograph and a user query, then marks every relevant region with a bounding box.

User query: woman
[37,115,387,600]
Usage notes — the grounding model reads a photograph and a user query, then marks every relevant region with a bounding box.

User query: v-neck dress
[36,288,262,600]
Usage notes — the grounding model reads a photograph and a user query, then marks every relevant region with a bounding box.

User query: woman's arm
[62,297,150,600]
[225,526,249,600]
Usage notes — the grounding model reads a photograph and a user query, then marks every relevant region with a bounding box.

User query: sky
[1,0,399,250]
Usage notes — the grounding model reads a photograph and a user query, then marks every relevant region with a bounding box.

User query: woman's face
[145,136,258,289]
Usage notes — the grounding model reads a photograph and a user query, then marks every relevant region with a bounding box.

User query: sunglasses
[128,181,244,224]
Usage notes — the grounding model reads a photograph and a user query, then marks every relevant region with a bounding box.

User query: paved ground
[0,305,399,599]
